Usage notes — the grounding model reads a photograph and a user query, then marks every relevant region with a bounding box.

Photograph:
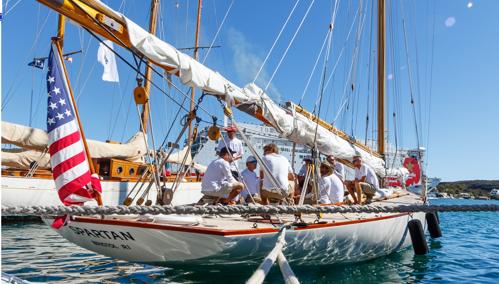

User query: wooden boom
[37,0,177,73]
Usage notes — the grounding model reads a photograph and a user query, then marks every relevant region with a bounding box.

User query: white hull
[1,176,203,207]
[44,211,426,266]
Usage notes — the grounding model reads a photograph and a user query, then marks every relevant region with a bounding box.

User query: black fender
[408,219,429,255]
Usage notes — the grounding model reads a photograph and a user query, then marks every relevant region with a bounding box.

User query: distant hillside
[436,180,499,197]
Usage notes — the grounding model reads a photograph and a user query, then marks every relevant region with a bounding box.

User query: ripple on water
[2,199,498,283]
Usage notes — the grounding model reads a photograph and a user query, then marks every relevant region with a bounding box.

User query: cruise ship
[192,122,311,173]
[192,123,440,192]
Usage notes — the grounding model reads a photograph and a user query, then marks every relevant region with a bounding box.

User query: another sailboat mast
[189,0,203,141]
[140,0,160,134]
[377,0,386,157]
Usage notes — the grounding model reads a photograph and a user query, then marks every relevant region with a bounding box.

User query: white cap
[246,155,257,163]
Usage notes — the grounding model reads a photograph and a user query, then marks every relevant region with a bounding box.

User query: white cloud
[226,28,282,102]
[445,17,456,28]
[467,1,474,9]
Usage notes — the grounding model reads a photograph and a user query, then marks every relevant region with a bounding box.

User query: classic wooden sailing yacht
[34,0,431,266]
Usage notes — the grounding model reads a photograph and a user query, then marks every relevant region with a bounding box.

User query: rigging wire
[312,0,339,145]
[108,74,130,140]
[264,0,316,93]
[201,0,234,64]
[331,6,367,125]
[252,0,301,83]
[364,0,375,145]
[298,29,329,106]
[425,0,437,168]
[82,25,221,133]
[2,10,51,110]
[400,3,421,151]
[3,0,23,16]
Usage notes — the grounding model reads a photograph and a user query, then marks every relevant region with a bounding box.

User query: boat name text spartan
[68,226,135,241]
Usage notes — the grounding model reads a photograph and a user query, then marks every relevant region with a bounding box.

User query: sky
[1,0,498,182]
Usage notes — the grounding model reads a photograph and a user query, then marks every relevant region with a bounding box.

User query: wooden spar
[53,19,102,205]
[377,0,386,156]
[57,15,65,45]
[37,0,177,74]
[189,0,203,142]
[285,102,382,158]
[140,0,160,133]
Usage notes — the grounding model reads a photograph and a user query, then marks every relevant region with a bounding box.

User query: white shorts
[203,181,241,197]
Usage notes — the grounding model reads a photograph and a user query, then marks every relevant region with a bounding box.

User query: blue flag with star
[46,46,75,133]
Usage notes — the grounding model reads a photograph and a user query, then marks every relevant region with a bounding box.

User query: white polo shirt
[261,153,293,191]
[241,168,259,197]
[355,163,380,190]
[319,174,344,204]
[217,136,244,171]
[201,158,236,194]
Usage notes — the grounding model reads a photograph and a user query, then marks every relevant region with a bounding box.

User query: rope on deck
[2,204,499,216]
[246,225,299,284]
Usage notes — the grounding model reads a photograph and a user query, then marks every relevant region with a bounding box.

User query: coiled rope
[2,204,498,216]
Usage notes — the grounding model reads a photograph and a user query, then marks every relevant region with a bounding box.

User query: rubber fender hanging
[426,212,442,238]
[408,219,429,255]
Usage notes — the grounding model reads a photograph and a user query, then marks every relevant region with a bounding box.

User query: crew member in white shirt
[345,155,379,204]
[296,155,313,203]
[318,161,344,204]
[217,125,244,179]
[260,143,296,205]
[326,155,346,182]
[240,155,260,202]
[201,147,244,204]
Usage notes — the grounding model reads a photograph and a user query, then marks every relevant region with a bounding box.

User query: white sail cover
[158,146,193,165]
[2,149,51,169]
[1,121,147,163]
[121,16,396,177]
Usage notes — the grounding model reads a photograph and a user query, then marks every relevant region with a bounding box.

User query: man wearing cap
[345,155,379,204]
[319,161,344,204]
[201,147,244,204]
[260,143,296,204]
[240,155,260,202]
[217,125,244,178]
[326,155,346,182]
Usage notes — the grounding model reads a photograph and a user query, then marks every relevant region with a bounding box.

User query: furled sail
[1,149,51,169]
[1,121,147,163]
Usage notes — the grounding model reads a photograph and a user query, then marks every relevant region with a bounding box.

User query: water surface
[2,199,498,283]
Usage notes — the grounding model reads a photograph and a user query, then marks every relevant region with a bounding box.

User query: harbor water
[2,199,498,283]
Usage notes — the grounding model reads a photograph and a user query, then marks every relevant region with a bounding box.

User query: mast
[377,0,386,156]
[140,0,160,133]
[189,0,203,141]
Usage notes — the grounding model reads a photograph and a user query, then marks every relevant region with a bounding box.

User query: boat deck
[72,190,423,236]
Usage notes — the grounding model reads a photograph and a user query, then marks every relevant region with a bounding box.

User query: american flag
[46,44,101,215]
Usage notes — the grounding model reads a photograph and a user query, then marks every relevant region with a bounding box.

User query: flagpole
[52,33,103,206]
